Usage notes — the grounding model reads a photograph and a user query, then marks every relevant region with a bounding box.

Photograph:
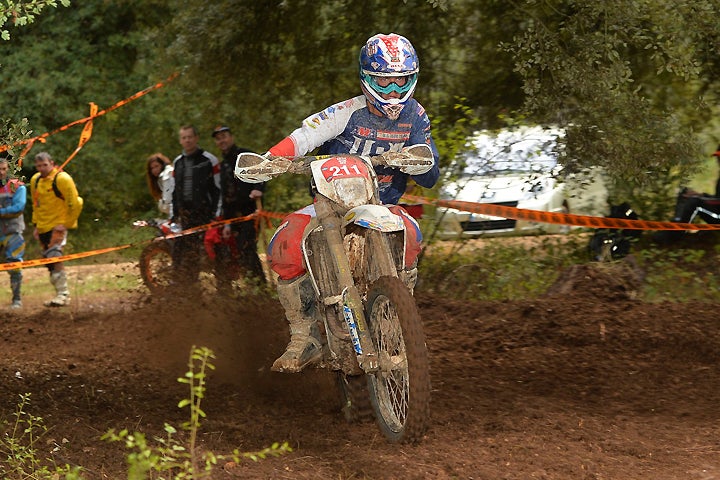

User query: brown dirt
[1,261,720,479]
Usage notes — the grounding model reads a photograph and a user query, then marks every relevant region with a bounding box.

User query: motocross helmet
[359,33,419,120]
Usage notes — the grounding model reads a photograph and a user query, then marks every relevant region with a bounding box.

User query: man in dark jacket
[172,124,222,284]
[212,125,266,285]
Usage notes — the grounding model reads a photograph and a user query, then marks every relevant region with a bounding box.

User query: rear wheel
[365,276,430,443]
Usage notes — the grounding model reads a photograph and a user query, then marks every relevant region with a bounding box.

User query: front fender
[343,204,404,232]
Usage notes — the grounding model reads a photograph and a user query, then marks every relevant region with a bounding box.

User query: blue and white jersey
[269,95,440,204]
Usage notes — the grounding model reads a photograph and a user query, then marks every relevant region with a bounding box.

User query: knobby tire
[365,276,431,443]
[336,373,374,423]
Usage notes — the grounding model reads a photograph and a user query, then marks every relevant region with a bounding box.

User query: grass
[12,262,141,308]
[420,233,587,301]
[21,223,156,266]
[419,231,720,303]
[638,241,720,301]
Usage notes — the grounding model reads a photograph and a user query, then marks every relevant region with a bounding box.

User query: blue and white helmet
[359,33,419,120]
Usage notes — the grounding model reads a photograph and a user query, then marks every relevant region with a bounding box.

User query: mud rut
[1,263,720,479]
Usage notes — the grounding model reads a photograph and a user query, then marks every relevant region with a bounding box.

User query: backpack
[34,171,65,200]
[34,170,84,219]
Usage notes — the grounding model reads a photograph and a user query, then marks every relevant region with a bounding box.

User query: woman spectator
[145,153,174,217]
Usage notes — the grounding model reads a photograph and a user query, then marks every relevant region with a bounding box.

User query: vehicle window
[455,128,562,177]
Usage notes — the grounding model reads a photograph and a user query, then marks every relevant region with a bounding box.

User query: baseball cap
[211,125,231,137]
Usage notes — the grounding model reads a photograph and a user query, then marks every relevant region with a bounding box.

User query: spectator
[256,33,440,372]
[29,152,83,307]
[212,125,266,286]
[145,153,174,218]
[171,124,221,286]
[654,145,720,243]
[0,155,26,309]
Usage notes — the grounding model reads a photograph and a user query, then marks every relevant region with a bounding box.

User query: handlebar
[132,219,181,234]
[234,144,434,183]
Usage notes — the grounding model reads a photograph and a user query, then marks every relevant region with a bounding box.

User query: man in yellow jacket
[30,152,83,307]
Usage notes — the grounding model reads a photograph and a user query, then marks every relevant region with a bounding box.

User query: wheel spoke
[370,295,409,429]
[364,276,430,443]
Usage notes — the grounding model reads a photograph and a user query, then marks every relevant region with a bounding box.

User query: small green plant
[103,345,290,479]
[0,393,84,480]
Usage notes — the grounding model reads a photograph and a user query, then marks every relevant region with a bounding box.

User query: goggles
[363,72,417,95]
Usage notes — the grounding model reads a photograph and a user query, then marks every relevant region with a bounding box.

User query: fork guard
[343,204,404,232]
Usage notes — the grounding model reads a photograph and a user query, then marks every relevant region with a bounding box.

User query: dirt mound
[545,259,643,300]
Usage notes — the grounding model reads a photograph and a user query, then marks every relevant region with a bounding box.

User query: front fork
[316,203,379,373]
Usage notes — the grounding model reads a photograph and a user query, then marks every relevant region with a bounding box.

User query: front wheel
[139,240,174,295]
[365,276,430,443]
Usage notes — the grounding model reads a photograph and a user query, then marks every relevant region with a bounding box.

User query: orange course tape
[401,194,720,231]
[1,73,178,168]
[3,194,715,272]
[0,211,268,272]
[0,244,132,271]
[6,192,716,272]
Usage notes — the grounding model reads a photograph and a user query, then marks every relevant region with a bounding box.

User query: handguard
[234,152,292,183]
[378,144,435,176]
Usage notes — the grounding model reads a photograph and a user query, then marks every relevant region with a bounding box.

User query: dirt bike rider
[674,145,720,221]
[654,144,720,243]
[256,33,440,373]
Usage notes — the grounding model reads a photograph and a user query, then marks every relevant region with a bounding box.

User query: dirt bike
[588,202,642,261]
[235,145,434,444]
[133,219,254,296]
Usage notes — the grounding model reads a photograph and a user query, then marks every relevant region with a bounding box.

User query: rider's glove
[382,144,435,176]
[235,152,274,183]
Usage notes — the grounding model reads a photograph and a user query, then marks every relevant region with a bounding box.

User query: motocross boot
[272,274,322,373]
[10,270,22,309]
[44,270,70,307]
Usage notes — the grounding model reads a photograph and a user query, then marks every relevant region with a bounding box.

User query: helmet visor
[363,72,417,95]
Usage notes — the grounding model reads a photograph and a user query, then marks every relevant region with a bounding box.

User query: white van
[433,126,608,238]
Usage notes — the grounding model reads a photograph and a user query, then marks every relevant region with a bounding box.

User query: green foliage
[0,117,32,176]
[0,393,84,480]
[0,0,69,176]
[0,0,69,41]
[102,345,291,479]
[0,0,176,225]
[158,0,454,148]
[1,0,720,237]
[430,98,481,171]
[502,0,720,219]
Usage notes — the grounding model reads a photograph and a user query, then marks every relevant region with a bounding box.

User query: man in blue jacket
[0,155,26,309]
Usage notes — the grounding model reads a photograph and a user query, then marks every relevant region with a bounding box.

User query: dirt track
[1,263,720,479]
